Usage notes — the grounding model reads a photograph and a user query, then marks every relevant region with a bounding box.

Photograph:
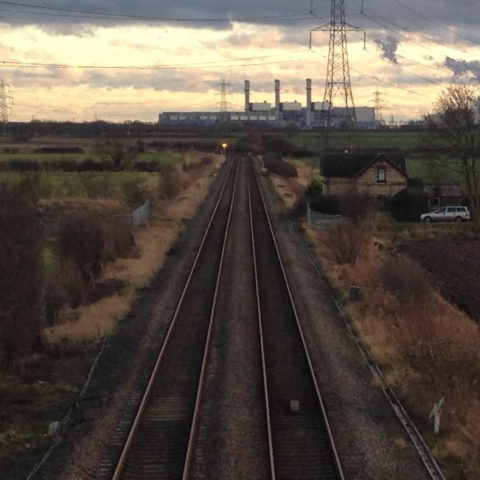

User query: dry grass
[307,223,480,477]
[270,160,312,209]
[45,294,133,340]
[45,153,225,342]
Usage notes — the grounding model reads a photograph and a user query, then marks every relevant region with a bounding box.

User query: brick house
[320,152,408,198]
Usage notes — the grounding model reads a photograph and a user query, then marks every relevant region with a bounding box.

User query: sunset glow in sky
[1,0,480,122]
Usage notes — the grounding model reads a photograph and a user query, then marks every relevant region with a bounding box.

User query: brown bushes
[59,212,105,284]
[262,152,298,178]
[0,184,44,369]
[321,221,370,265]
[122,179,148,208]
[158,165,181,200]
[378,256,433,306]
[313,217,480,474]
[53,212,134,311]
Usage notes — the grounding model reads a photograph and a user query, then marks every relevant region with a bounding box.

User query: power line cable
[390,0,479,46]
[0,1,317,23]
[352,0,477,60]
[0,49,315,71]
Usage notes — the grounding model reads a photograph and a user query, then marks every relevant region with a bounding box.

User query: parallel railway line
[109,154,346,479]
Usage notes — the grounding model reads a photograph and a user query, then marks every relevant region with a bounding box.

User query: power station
[158,79,376,129]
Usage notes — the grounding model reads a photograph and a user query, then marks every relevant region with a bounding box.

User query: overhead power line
[0,1,317,23]
[390,0,479,46]
[0,49,315,71]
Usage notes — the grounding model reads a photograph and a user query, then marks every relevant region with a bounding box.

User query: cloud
[444,56,480,81]
[374,36,399,64]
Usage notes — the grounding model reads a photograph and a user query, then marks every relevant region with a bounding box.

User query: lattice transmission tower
[216,79,231,122]
[311,0,360,129]
[372,86,386,125]
[0,79,13,126]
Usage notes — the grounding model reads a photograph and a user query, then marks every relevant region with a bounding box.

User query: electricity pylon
[216,79,231,122]
[311,0,360,130]
[0,79,13,127]
[372,86,386,125]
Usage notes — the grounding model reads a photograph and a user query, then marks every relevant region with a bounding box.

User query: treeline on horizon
[0,120,428,139]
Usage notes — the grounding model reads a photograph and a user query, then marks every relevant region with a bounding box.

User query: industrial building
[158,79,376,129]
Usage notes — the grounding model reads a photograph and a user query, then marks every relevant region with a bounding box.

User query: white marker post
[429,397,445,435]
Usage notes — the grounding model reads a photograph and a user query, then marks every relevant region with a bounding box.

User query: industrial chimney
[244,80,250,112]
[306,78,312,127]
[274,79,281,120]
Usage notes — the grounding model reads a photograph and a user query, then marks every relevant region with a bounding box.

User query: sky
[0,0,480,123]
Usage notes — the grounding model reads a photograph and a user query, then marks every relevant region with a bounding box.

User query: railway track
[248,159,344,480]
[110,155,344,479]
[110,158,239,479]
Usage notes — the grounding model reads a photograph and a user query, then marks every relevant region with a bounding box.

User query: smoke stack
[274,79,280,110]
[306,78,312,127]
[244,80,250,112]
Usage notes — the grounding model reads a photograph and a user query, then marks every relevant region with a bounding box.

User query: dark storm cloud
[2,0,479,46]
[0,0,322,31]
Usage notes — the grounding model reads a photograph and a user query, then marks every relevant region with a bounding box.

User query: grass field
[0,171,154,198]
[290,130,424,152]
[0,151,184,165]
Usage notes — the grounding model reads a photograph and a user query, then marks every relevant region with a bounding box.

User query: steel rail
[111,159,237,480]
[247,173,277,480]
[251,159,345,479]
[181,156,240,479]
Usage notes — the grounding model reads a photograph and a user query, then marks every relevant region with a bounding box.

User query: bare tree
[425,84,480,229]
[94,138,138,171]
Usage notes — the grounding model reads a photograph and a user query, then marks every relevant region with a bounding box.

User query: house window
[377,167,386,182]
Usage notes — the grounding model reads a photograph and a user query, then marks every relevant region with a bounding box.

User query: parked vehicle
[420,206,471,223]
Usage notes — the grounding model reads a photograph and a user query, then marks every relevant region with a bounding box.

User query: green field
[0,171,154,198]
[0,151,183,165]
[289,130,424,153]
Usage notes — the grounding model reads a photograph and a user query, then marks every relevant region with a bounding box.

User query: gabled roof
[321,152,407,178]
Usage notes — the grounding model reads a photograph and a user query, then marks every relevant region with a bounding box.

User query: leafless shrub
[87,278,126,304]
[103,217,135,261]
[122,179,147,208]
[338,190,377,221]
[322,221,369,265]
[0,185,44,369]
[58,212,105,285]
[158,165,181,200]
[58,257,89,308]
[379,256,433,306]
[44,273,67,326]
[262,152,297,177]
[94,138,138,171]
